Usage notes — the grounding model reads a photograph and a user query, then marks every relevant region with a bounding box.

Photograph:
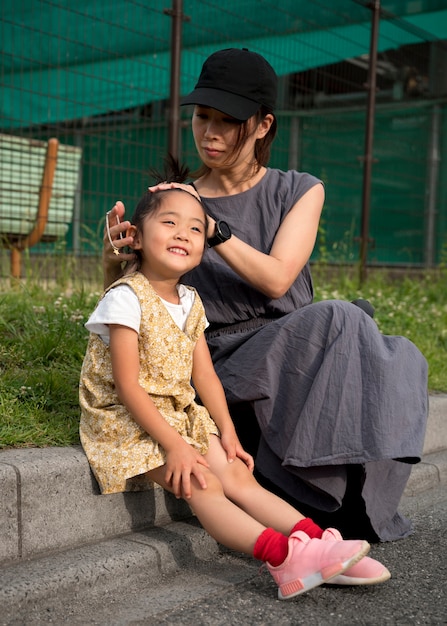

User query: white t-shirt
[85,283,204,345]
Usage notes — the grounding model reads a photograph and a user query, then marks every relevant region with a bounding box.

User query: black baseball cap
[181,48,277,121]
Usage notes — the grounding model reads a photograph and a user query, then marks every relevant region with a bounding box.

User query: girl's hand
[164,440,210,499]
[220,430,255,472]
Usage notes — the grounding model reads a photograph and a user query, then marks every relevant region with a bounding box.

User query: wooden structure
[0,134,82,278]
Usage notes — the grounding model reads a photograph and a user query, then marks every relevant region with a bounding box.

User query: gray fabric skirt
[206,299,428,541]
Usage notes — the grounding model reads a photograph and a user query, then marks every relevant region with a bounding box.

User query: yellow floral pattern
[79,272,219,494]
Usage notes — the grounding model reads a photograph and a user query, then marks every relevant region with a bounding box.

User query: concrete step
[422,393,447,454]
[0,520,242,621]
[0,445,192,566]
[402,393,447,496]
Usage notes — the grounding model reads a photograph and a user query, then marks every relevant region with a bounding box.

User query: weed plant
[0,267,446,449]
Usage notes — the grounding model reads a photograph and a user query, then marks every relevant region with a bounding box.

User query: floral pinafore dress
[79,271,219,494]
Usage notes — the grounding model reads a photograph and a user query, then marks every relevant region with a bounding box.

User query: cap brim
[181,87,259,121]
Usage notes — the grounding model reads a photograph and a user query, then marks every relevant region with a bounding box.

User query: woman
[104,48,428,543]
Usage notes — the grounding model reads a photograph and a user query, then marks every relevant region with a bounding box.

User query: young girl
[80,162,381,600]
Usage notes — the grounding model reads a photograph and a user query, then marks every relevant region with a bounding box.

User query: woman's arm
[210,183,324,299]
[192,334,254,470]
[109,324,209,497]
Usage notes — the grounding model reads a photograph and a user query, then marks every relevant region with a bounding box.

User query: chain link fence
[1,0,446,280]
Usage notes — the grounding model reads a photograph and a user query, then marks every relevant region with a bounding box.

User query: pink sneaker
[266,530,370,600]
[322,528,391,585]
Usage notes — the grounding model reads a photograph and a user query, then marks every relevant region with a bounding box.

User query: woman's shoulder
[261,168,322,213]
[265,167,322,189]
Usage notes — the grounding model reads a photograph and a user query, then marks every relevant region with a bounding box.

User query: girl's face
[191,106,271,170]
[132,191,206,280]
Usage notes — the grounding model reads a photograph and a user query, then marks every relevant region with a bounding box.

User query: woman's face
[191,106,271,170]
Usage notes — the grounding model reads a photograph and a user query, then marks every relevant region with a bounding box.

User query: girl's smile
[168,246,188,256]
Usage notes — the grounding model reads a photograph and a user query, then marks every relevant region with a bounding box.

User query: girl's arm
[109,324,210,498]
[191,334,254,471]
[210,183,324,299]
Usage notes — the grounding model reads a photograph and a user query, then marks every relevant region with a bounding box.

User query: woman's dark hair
[130,155,207,269]
[192,106,277,179]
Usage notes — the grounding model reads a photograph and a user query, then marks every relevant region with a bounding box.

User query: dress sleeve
[85,284,141,344]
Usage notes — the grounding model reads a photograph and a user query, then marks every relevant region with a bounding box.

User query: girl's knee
[191,468,224,498]
[221,461,259,497]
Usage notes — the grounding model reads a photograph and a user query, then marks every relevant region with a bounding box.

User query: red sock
[253,528,289,567]
[291,517,324,539]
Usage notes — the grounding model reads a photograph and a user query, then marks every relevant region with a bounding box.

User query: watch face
[218,221,231,239]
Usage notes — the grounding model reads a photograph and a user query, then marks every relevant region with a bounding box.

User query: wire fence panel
[1,0,446,279]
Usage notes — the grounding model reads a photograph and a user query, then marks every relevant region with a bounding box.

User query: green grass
[0,283,101,449]
[1,268,446,449]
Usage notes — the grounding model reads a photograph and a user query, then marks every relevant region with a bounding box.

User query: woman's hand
[103,201,137,288]
[148,182,202,203]
[164,439,210,499]
[148,182,216,238]
[220,429,255,472]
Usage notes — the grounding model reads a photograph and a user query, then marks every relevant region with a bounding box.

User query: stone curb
[0,395,445,570]
[0,520,221,615]
[0,446,192,566]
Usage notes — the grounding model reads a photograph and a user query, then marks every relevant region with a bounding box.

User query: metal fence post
[164,1,189,160]
[359,0,380,283]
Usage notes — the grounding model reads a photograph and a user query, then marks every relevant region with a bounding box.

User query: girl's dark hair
[192,106,277,179]
[131,155,207,269]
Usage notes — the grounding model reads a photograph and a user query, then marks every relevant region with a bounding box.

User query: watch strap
[208,220,231,247]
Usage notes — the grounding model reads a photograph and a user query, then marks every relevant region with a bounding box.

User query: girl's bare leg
[205,435,306,535]
[146,436,308,555]
[146,463,266,555]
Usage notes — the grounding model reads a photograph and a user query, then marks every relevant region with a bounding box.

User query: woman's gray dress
[184,168,428,541]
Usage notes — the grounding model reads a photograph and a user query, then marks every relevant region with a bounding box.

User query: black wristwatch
[207,220,232,247]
